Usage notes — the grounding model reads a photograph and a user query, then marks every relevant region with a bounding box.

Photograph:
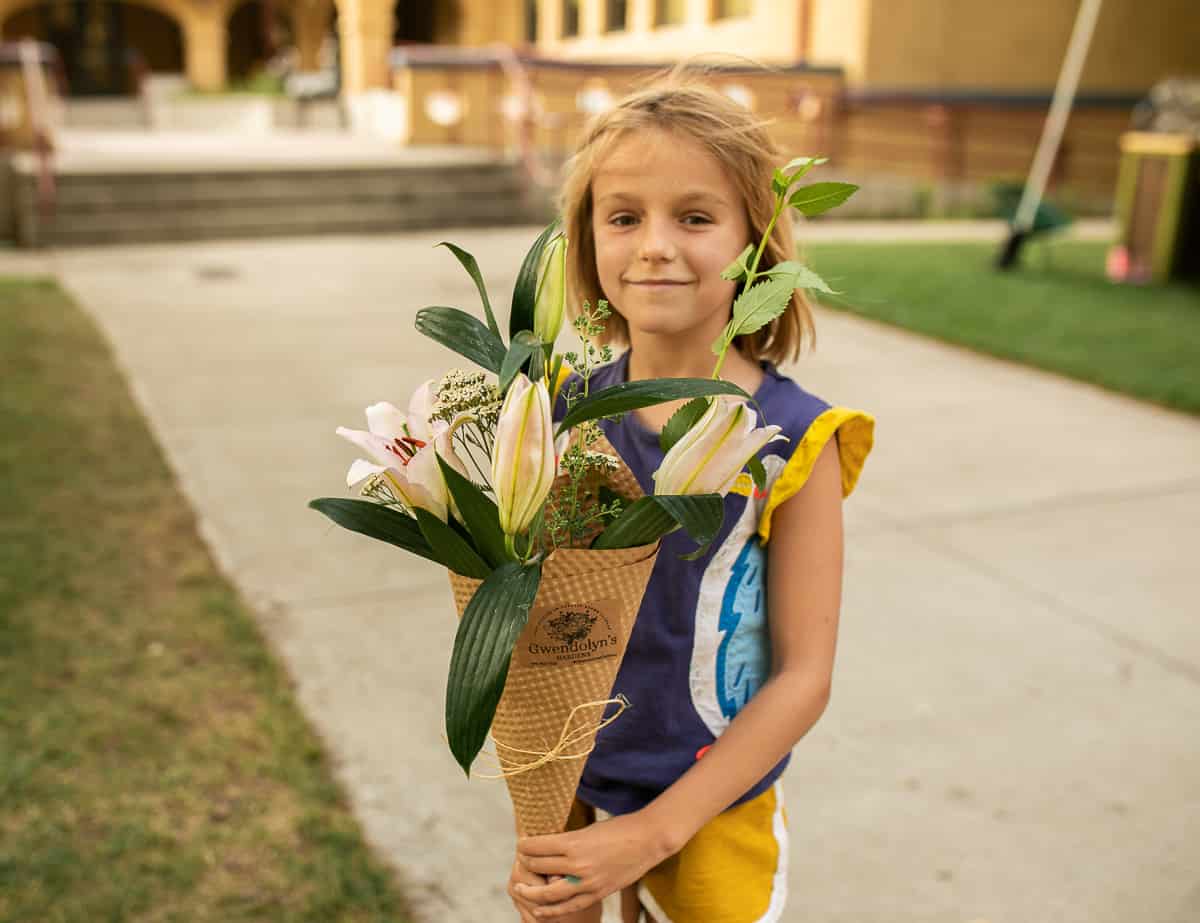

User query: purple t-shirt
[561,352,836,817]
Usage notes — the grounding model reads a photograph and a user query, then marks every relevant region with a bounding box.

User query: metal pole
[997,0,1103,268]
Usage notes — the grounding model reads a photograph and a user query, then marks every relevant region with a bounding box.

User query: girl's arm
[514,438,845,918]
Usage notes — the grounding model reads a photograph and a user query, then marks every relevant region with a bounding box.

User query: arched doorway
[226,0,292,87]
[393,0,458,46]
[3,0,182,96]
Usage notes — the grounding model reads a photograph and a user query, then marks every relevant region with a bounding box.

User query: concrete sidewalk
[28,224,1200,922]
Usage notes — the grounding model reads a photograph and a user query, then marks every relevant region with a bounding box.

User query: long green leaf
[782,155,828,181]
[659,397,709,454]
[720,243,755,282]
[414,507,491,579]
[510,221,560,339]
[446,561,542,774]
[592,494,724,553]
[788,182,859,217]
[308,498,440,564]
[556,378,750,436]
[437,242,500,338]
[500,330,542,393]
[654,494,723,551]
[415,306,506,374]
[437,455,509,568]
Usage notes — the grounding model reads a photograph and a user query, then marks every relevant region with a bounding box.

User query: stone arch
[1,0,187,95]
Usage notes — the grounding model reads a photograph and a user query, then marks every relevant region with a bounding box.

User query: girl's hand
[513,810,677,918]
[509,856,549,923]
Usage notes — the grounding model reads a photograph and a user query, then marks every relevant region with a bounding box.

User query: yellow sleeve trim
[757,407,875,544]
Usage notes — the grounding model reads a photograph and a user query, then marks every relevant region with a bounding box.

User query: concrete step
[63,98,151,130]
[13,159,554,246]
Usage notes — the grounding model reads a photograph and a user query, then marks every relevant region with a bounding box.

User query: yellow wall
[862,0,1200,91]
[539,0,803,64]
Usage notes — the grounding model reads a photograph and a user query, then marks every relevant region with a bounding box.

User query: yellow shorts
[568,781,789,923]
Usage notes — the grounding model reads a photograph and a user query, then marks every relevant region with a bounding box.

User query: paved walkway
[20,223,1199,923]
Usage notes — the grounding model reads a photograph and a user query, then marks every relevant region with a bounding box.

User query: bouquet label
[516,598,625,669]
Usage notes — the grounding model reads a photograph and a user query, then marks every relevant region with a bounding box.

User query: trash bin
[1108,79,1199,284]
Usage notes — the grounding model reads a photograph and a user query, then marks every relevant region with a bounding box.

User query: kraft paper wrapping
[446,433,658,836]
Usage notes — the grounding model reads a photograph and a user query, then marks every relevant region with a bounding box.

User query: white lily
[653,397,785,496]
[491,373,557,537]
[336,379,467,522]
[533,233,567,344]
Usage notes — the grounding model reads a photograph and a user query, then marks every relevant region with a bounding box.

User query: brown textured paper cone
[446,432,657,836]
[449,541,658,836]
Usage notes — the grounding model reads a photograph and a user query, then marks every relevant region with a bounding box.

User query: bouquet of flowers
[309,158,854,836]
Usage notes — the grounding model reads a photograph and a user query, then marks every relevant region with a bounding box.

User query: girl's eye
[682,214,713,225]
[609,214,638,227]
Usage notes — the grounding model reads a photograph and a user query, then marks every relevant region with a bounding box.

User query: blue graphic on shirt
[715,538,770,720]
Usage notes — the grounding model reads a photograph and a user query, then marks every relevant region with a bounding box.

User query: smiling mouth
[628,279,691,285]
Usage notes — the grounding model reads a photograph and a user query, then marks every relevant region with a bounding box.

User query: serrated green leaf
[727,275,798,341]
[556,378,750,436]
[761,259,837,295]
[788,182,859,216]
[510,221,561,339]
[720,243,755,282]
[747,454,767,491]
[500,330,542,393]
[437,241,500,338]
[437,456,510,568]
[308,498,440,564]
[659,397,710,454]
[415,306,506,374]
[415,507,491,579]
[446,561,542,775]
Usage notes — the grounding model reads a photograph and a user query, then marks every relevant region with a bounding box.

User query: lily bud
[532,233,567,345]
[491,373,556,536]
[653,397,784,496]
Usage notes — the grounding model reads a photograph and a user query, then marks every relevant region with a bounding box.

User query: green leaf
[510,221,561,339]
[438,455,510,568]
[415,306,506,374]
[446,561,542,774]
[727,275,798,341]
[720,243,755,282]
[308,498,440,564]
[747,454,767,491]
[414,507,491,579]
[782,155,828,181]
[654,494,723,552]
[500,330,542,393]
[437,241,500,338]
[556,378,750,436]
[761,259,837,295]
[592,494,724,554]
[788,182,859,217]
[659,397,709,454]
[591,497,675,549]
[771,168,789,197]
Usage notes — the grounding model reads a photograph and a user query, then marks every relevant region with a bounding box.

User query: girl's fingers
[516,876,591,907]
[517,835,571,858]
[516,854,567,876]
[530,891,600,918]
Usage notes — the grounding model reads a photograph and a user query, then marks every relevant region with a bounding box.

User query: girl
[509,77,875,923]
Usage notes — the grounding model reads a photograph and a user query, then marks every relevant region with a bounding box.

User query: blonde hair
[559,71,814,364]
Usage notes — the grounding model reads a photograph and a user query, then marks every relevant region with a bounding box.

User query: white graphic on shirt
[690,453,785,737]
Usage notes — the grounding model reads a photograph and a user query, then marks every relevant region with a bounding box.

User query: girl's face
[591,127,751,347]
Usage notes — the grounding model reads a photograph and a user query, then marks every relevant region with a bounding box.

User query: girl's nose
[637,216,677,263]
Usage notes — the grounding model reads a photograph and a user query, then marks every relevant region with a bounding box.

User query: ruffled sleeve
[757,407,875,543]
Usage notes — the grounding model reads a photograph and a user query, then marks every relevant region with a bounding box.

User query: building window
[605,0,627,32]
[525,0,539,43]
[655,0,686,27]
[713,0,752,18]
[562,0,580,37]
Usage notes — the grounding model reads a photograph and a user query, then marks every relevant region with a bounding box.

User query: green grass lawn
[0,278,409,921]
[805,239,1200,415]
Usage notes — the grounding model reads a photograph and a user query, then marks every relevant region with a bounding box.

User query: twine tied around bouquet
[472,695,631,780]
